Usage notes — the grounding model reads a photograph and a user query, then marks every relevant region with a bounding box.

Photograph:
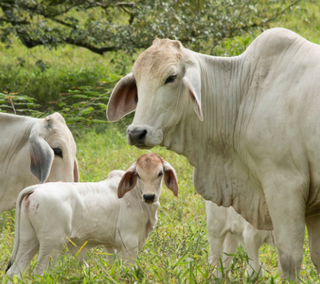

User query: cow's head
[117,153,178,203]
[29,112,79,183]
[107,39,202,149]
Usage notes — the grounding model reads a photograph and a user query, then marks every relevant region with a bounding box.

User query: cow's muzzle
[127,129,147,146]
[143,194,155,203]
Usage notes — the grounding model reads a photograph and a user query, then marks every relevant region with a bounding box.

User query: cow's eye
[165,74,177,84]
[136,173,140,179]
[53,148,63,158]
[158,171,163,177]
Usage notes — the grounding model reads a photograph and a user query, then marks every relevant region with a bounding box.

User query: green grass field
[1,0,320,282]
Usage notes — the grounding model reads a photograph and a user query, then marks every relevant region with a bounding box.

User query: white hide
[106,28,320,281]
[206,202,275,278]
[0,112,78,213]
[6,154,178,277]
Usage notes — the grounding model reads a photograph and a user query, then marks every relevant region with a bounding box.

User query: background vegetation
[0,0,320,282]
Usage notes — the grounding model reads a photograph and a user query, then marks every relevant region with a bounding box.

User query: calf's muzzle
[143,194,155,203]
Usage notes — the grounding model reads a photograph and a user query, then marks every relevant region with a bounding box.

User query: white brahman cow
[6,153,178,277]
[207,202,275,278]
[107,28,320,281]
[0,112,79,213]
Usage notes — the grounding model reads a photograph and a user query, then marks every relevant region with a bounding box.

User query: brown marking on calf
[136,153,164,170]
[32,203,40,214]
[23,193,34,214]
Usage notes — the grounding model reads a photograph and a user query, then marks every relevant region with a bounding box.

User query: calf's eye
[53,148,63,158]
[158,171,163,177]
[165,74,177,84]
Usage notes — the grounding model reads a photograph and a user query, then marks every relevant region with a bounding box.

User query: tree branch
[15,29,119,55]
[264,0,301,24]
[0,17,30,25]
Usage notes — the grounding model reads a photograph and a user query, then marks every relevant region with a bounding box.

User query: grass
[0,126,319,283]
[1,0,320,282]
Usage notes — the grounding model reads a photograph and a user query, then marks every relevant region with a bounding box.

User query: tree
[0,0,301,56]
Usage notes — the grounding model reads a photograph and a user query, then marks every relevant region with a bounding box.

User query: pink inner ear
[164,170,179,197]
[189,90,203,121]
[73,159,79,182]
[117,170,137,198]
[107,74,137,121]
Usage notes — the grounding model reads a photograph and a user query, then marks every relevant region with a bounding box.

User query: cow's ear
[29,132,54,183]
[117,164,137,198]
[73,158,80,182]
[183,67,203,121]
[107,73,137,121]
[163,161,179,197]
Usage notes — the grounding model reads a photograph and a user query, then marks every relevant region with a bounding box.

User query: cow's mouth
[134,145,154,150]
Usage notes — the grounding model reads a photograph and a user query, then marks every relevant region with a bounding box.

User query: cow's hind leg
[6,216,39,278]
[33,237,68,275]
[306,215,320,278]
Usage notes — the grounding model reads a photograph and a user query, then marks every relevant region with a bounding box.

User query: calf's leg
[242,225,265,277]
[215,232,238,278]
[6,212,39,277]
[33,237,68,275]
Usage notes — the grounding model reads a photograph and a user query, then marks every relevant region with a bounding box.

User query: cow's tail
[6,187,35,273]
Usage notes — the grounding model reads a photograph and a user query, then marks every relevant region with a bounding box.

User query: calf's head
[107,39,202,150]
[29,112,79,183]
[117,153,178,203]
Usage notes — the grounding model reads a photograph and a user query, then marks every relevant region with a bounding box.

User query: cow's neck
[164,52,249,166]
[162,52,271,229]
[129,185,159,243]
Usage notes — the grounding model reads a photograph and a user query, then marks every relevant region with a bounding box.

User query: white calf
[206,201,275,278]
[6,153,178,277]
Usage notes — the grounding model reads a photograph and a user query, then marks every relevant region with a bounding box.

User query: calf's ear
[107,73,137,121]
[163,161,179,197]
[118,164,138,198]
[183,66,203,121]
[29,132,54,184]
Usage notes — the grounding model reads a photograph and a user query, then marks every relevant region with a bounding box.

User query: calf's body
[6,154,178,277]
[206,202,275,277]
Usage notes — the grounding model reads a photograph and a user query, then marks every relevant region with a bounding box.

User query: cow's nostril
[128,129,147,145]
[138,130,147,143]
[143,194,155,202]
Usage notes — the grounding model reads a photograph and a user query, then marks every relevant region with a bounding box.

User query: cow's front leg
[263,175,306,282]
[306,215,320,278]
[116,235,139,267]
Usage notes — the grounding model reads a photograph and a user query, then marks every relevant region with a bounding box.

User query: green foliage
[1,0,303,55]
[0,81,117,126]
[0,39,132,104]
